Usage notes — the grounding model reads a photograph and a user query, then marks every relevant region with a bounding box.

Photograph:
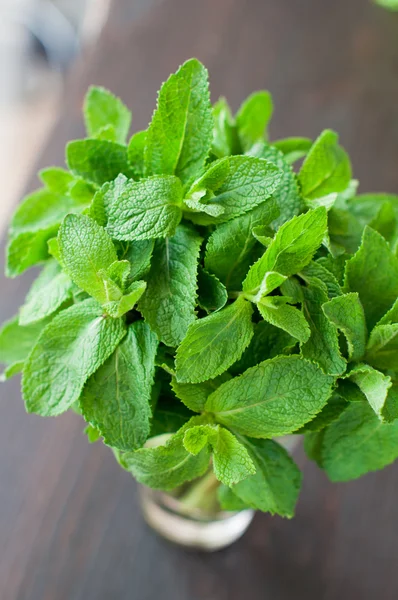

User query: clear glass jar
[138,434,301,551]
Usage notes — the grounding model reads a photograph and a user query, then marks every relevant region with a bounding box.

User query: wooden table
[1,1,398,598]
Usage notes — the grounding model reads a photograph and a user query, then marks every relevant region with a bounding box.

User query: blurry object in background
[375,0,398,10]
[0,0,111,235]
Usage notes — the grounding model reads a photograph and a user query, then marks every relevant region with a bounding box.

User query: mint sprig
[2,58,398,519]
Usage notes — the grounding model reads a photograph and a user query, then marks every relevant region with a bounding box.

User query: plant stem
[178,470,220,514]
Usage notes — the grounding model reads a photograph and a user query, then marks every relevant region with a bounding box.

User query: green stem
[178,470,220,513]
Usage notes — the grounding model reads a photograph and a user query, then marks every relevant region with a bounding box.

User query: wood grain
[1,0,398,598]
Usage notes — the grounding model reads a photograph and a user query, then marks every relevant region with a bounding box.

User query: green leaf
[247,142,302,228]
[122,418,211,490]
[84,86,131,144]
[0,361,25,382]
[366,323,398,372]
[322,293,367,361]
[39,167,75,193]
[197,267,228,313]
[106,175,183,241]
[243,208,327,296]
[300,261,342,299]
[211,97,239,158]
[343,364,392,421]
[84,424,101,444]
[102,280,147,318]
[19,261,75,325]
[185,155,281,224]
[88,174,127,227]
[171,373,231,413]
[218,485,250,511]
[322,402,398,481]
[230,320,297,375]
[117,239,154,283]
[348,193,398,245]
[175,296,254,383]
[144,58,213,184]
[22,299,126,416]
[232,437,301,517]
[183,424,256,486]
[345,227,398,330]
[301,279,347,376]
[80,322,158,451]
[204,199,278,291]
[298,129,352,200]
[58,214,118,304]
[150,395,195,438]
[205,355,334,437]
[257,296,310,343]
[235,91,273,150]
[138,224,202,346]
[66,139,132,185]
[383,384,398,423]
[272,137,312,164]
[304,430,325,468]
[0,315,50,366]
[127,130,146,178]
[296,394,347,433]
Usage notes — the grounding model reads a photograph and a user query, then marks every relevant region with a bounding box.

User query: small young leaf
[106,176,183,241]
[345,227,398,330]
[272,137,312,164]
[102,280,147,318]
[127,130,147,178]
[257,296,310,343]
[80,322,158,451]
[84,86,131,144]
[58,214,118,304]
[344,364,392,421]
[144,58,213,184]
[183,424,256,486]
[138,224,202,347]
[299,129,352,200]
[205,355,334,437]
[22,299,126,416]
[322,293,367,361]
[175,296,254,383]
[232,437,302,517]
[66,139,132,185]
[211,97,239,158]
[235,91,273,150]
[323,402,398,481]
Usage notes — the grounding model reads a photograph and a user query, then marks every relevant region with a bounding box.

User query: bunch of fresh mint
[1,58,398,518]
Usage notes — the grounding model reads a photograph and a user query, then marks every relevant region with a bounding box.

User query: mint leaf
[0,315,50,366]
[106,176,183,241]
[171,373,231,413]
[122,418,211,490]
[230,320,297,375]
[183,424,256,486]
[66,139,132,185]
[235,91,273,151]
[138,224,202,346]
[272,137,312,164]
[84,86,131,144]
[204,199,278,291]
[22,299,126,416]
[144,59,213,184]
[197,267,228,313]
[297,394,348,433]
[58,214,118,304]
[298,130,352,200]
[211,97,239,158]
[0,361,25,382]
[343,364,392,421]
[322,293,367,361]
[39,167,75,193]
[185,155,282,224]
[175,296,254,383]
[243,207,327,296]
[301,279,347,376]
[366,323,398,372]
[232,437,301,517]
[80,322,158,451]
[127,130,146,178]
[247,142,302,227]
[301,261,342,299]
[345,227,398,330]
[257,296,310,343]
[206,355,333,437]
[102,280,147,318]
[19,261,75,325]
[88,174,127,227]
[323,402,398,481]
[218,485,250,511]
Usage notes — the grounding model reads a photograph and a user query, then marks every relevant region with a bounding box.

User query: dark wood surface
[1,1,398,598]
